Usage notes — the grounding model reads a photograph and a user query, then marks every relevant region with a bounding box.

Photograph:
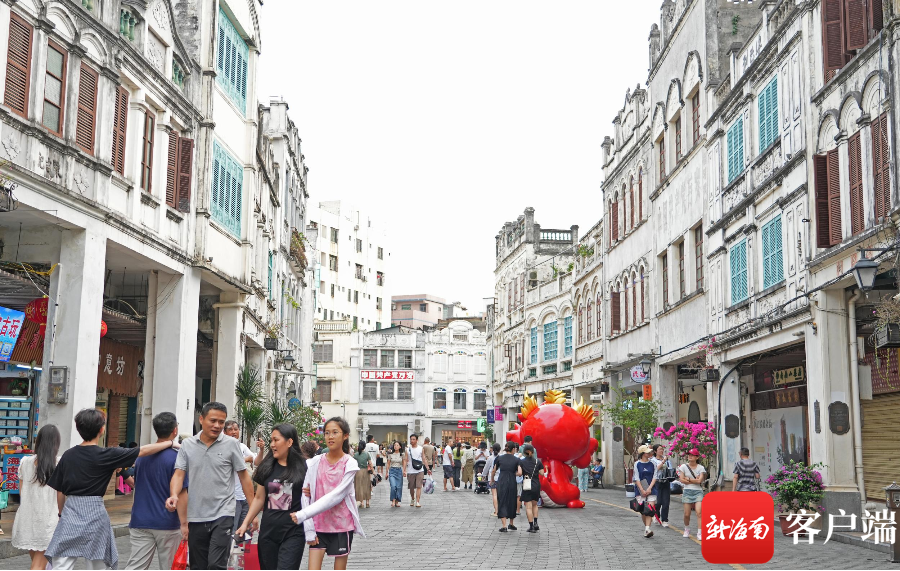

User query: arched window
[611,195,619,242]
[638,168,643,220]
[623,278,628,330]
[453,388,467,411]
[632,272,638,329]
[578,304,584,344]
[640,268,646,322]
[596,293,602,338]
[587,300,593,340]
[629,177,635,230]
[623,184,628,232]
[433,388,447,410]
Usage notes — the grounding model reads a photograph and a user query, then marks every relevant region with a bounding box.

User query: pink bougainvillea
[653,421,717,462]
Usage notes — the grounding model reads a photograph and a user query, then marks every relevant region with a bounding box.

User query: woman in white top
[12,425,61,570]
[678,448,707,541]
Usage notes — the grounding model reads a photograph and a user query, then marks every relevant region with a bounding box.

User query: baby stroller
[474,460,489,494]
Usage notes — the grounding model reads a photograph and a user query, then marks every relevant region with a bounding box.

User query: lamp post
[640,359,652,379]
[512,389,522,406]
[851,256,880,291]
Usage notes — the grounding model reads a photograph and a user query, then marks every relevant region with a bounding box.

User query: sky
[258,1,661,315]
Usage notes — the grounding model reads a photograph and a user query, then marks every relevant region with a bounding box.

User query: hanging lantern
[24,298,49,337]
[100,320,107,338]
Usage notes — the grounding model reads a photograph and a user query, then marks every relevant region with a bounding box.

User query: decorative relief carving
[753,144,783,187]
[151,1,171,31]
[37,153,61,181]
[2,134,21,161]
[73,170,90,194]
[146,33,165,73]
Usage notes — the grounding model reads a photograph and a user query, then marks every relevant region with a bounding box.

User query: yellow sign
[773,366,805,387]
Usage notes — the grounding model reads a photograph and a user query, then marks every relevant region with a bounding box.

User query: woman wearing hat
[633,444,659,538]
[677,448,706,541]
[518,444,544,533]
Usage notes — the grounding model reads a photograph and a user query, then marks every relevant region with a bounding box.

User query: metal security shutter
[117,395,128,446]
[861,392,900,500]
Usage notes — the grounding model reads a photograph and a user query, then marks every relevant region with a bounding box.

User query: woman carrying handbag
[632,445,658,538]
[518,444,544,533]
[651,444,673,527]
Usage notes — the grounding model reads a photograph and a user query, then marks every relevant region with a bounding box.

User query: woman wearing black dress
[518,444,544,533]
[490,441,522,532]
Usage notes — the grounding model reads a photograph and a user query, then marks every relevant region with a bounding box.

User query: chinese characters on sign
[494,406,503,421]
[360,370,416,380]
[701,492,774,564]
[0,307,25,363]
[773,366,805,387]
[96,338,142,396]
[2,455,22,493]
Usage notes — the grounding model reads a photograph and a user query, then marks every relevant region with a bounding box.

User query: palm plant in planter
[766,461,825,535]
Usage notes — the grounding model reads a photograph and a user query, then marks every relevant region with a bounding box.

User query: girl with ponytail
[291,417,365,570]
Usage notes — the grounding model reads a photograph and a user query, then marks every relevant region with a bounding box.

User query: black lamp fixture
[512,389,522,405]
[851,256,880,292]
[282,353,295,370]
[640,359,652,377]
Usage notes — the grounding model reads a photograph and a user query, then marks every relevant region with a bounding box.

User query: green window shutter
[543,321,558,362]
[216,8,248,113]
[758,85,769,152]
[769,78,779,149]
[211,140,243,237]
[530,327,538,365]
[730,240,748,304]
[268,251,273,299]
[762,215,783,289]
[564,316,573,357]
[728,119,744,182]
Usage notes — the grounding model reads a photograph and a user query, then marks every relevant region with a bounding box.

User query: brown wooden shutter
[823,0,847,71]
[827,148,843,245]
[111,87,129,175]
[75,64,98,154]
[4,13,33,118]
[845,0,868,50]
[640,275,645,321]
[848,132,864,235]
[629,183,635,229]
[814,154,832,248]
[870,0,884,39]
[165,132,178,207]
[873,112,890,220]
[610,291,620,333]
[611,200,619,241]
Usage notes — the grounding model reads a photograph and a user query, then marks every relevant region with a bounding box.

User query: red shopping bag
[243,542,260,570]
[172,540,188,570]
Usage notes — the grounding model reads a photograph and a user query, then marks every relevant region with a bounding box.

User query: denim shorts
[683,488,704,504]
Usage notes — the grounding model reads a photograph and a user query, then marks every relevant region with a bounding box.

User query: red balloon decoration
[100,320,107,338]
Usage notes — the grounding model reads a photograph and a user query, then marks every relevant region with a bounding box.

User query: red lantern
[100,320,107,338]
[24,298,48,337]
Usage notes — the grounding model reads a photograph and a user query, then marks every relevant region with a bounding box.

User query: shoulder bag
[410,448,423,471]
[522,459,538,491]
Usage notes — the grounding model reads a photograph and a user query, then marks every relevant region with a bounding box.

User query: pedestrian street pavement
[0,474,892,569]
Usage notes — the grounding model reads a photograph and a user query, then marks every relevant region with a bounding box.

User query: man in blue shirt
[124,412,188,570]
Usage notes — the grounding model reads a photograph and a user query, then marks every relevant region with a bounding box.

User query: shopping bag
[424,475,434,494]
[0,490,10,510]
[243,542,260,570]
[172,540,188,570]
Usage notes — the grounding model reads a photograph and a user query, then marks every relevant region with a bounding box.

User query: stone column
[41,229,107,448]
[604,373,625,485]
[655,364,677,430]
[139,272,159,445]
[718,360,743,480]
[213,292,245,418]
[150,269,201,435]
[807,289,859,532]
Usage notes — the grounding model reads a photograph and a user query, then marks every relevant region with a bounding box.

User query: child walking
[291,418,365,571]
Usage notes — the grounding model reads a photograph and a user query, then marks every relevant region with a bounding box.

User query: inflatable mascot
[506,389,597,508]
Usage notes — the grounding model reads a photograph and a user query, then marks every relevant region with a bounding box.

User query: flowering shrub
[653,421,718,464]
[766,461,825,513]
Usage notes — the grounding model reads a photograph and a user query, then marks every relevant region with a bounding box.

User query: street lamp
[282,353,295,370]
[512,389,522,405]
[640,359,652,377]
[851,256,880,291]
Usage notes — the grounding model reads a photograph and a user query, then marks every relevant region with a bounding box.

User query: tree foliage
[599,388,662,459]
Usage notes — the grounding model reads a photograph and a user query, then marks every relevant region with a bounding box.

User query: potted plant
[766,461,825,535]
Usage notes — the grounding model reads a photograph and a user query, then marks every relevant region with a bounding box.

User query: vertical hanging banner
[0,307,26,362]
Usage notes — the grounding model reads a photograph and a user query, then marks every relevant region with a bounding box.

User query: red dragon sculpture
[506,389,597,508]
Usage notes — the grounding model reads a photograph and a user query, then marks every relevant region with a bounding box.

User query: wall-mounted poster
[751,406,808,484]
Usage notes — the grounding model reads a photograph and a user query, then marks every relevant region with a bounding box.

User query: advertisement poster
[751,406,808,484]
[0,307,26,363]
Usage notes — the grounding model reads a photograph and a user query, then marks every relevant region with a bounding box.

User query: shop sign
[360,370,415,380]
[829,401,851,435]
[0,307,25,363]
[494,406,503,421]
[629,365,648,384]
[487,409,494,423]
[457,420,473,429]
[97,338,142,396]
[773,366,805,387]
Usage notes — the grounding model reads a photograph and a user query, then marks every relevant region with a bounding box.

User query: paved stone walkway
[0,470,892,569]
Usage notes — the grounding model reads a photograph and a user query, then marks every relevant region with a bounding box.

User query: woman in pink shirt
[291,417,365,571]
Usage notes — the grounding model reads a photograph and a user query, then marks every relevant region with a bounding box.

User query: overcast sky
[258,1,660,315]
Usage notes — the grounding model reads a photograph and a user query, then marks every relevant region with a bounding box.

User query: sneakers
[697,533,702,541]
[416,501,421,508]
[644,529,654,538]
[410,499,415,507]
[499,527,507,533]
[507,524,517,531]
[661,522,669,527]
[683,528,690,538]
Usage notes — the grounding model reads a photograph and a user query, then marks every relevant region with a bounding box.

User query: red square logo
[701,492,774,564]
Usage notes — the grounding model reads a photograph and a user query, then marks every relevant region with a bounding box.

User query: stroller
[474,460,489,494]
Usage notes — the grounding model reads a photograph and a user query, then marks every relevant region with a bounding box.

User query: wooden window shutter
[638,170,643,219]
[640,274,645,321]
[176,137,194,212]
[610,291,620,333]
[631,280,636,328]
[869,0,884,38]
[629,181,634,229]
[4,13,33,118]
[166,132,178,208]
[873,112,890,220]
[823,0,847,71]
[611,200,618,242]
[845,0,868,50]
[827,148,842,245]
[848,131,864,235]
[814,154,832,248]
[111,86,129,175]
[75,64,98,154]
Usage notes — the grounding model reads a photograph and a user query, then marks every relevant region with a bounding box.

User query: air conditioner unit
[414,419,422,434]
